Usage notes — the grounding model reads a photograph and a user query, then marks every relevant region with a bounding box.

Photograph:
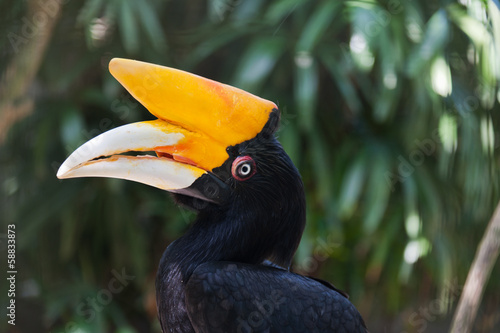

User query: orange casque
[109,58,277,171]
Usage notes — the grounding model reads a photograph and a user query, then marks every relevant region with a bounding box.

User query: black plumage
[186,262,366,333]
[155,110,367,332]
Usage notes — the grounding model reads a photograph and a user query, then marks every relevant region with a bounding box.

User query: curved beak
[57,58,277,203]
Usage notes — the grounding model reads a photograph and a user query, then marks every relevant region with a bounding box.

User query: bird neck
[156,206,278,331]
[155,175,306,329]
[158,204,273,284]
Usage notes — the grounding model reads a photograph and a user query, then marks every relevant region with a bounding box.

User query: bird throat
[155,205,284,332]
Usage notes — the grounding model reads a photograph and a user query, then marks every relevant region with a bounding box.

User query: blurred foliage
[1,0,500,332]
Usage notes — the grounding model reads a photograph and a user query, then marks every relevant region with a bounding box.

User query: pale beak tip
[56,163,71,179]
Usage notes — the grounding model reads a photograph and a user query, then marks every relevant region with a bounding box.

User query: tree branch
[0,0,62,143]
[450,200,500,332]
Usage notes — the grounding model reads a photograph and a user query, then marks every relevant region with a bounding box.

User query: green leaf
[296,0,339,52]
[319,45,362,114]
[265,0,306,24]
[232,36,287,92]
[294,52,319,132]
[310,131,332,203]
[60,107,85,150]
[118,0,139,54]
[373,84,399,123]
[402,174,417,219]
[448,4,491,46]
[488,1,500,80]
[338,150,367,218]
[366,214,401,283]
[233,0,266,21]
[77,0,105,26]
[362,149,392,234]
[407,9,449,76]
[133,0,167,52]
[278,116,300,166]
[186,28,250,67]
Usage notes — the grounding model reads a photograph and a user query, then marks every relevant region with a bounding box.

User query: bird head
[57,58,305,267]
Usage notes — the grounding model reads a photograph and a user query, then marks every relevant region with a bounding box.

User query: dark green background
[1,0,500,332]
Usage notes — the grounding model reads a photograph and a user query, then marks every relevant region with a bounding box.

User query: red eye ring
[231,156,256,181]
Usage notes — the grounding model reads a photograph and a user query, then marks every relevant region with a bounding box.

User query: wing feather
[185,262,367,333]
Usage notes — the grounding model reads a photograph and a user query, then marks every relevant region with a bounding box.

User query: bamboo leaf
[366,214,401,284]
[448,4,491,46]
[77,0,104,26]
[233,0,266,21]
[294,53,319,132]
[338,150,367,218]
[319,45,362,114]
[296,0,339,52]
[60,107,85,151]
[278,118,300,166]
[310,131,332,203]
[407,9,449,75]
[133,0,167,52]
[118,0,139,54]
[362,149,391,234]
[232,36,287,92]
[265,0,306,24]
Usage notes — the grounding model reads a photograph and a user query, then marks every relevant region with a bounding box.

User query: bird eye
[231,156,256,181]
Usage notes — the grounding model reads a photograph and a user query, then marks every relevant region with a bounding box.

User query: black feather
[185,262,367,333]
[155,110,367,332]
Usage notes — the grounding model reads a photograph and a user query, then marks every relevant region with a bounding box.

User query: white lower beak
[57,120,205,191]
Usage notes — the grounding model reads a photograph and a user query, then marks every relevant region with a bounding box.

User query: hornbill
[57,58,367,333]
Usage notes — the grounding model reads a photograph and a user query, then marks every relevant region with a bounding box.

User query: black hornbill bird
[57,58,367,332]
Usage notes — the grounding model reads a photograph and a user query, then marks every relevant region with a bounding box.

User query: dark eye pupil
[231,156,256,181]
[239,163,251,176]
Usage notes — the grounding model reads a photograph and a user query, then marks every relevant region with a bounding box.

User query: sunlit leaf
[448,4,491,46]
[407,9,449,75]
[77,0,105,26]
[488,1,500,80]
[294,52,318,132]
